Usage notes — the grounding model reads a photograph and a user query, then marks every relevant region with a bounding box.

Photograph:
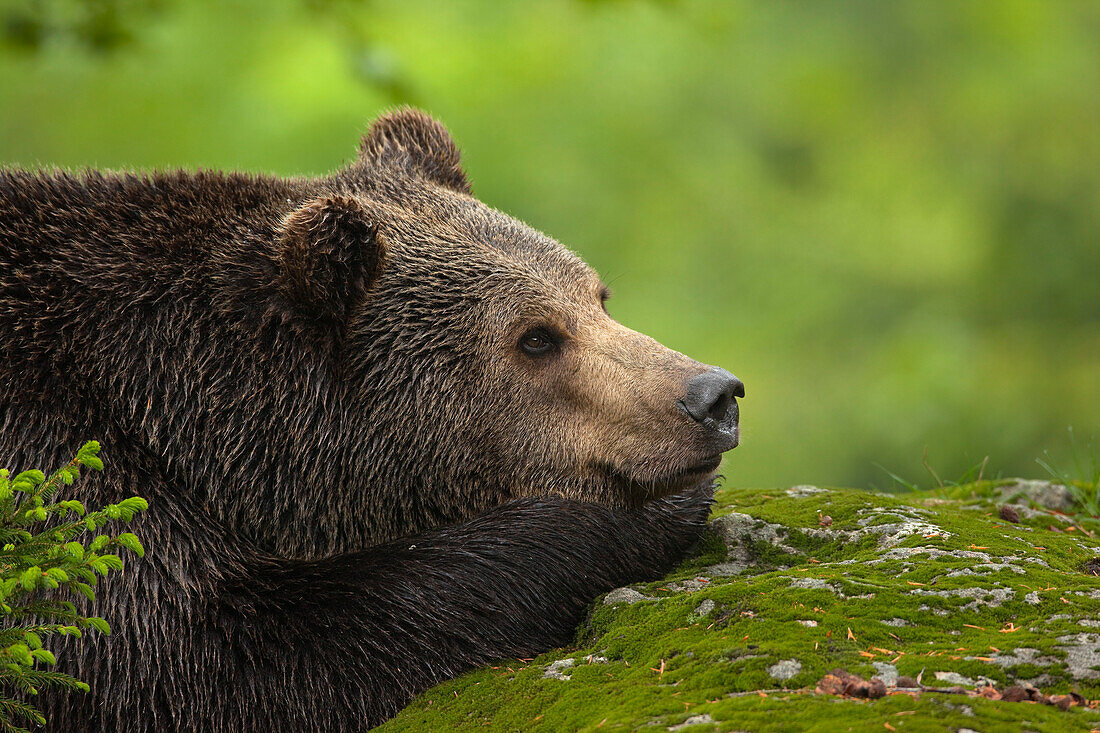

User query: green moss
[669,528,728,577]
[378,484,1100,732]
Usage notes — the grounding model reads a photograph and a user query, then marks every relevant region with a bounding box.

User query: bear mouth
[611,454,723,502]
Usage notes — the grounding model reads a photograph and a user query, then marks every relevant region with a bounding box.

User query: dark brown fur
[0,109,735,730]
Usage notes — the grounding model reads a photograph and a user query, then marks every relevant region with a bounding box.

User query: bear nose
[680,368,745,425]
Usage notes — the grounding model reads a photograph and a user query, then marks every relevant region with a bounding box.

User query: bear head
[271,109,743,546]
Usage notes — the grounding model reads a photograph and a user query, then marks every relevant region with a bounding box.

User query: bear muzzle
[679,366,744,452]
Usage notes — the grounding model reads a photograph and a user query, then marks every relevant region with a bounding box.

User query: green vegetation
[1,0,1098,490]
[380,479,1100,732]
[0,442,147,733]
[1038,428,1100,517]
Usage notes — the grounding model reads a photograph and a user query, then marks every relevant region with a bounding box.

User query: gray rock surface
[668,714,715,731]
[1056,632,1100,679]
[689,599,715,621]
[767,659,802,681]
[543,658,574,681]
[871,662,898,688]
[998,480,1077,512]
[603,587,649,605]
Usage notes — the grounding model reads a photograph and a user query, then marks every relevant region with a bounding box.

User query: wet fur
[0,110,714,730]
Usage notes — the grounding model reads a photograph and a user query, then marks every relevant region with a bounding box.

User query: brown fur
[0,108,739,730]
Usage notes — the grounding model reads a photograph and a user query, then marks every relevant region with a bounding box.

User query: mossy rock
[379,481,1100,732]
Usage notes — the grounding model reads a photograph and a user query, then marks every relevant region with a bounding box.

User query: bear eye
[519,328,557,357]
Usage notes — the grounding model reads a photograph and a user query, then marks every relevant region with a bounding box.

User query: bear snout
[679,367,744,450]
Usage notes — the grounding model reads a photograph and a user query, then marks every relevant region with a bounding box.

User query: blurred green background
[2,0,1098,490]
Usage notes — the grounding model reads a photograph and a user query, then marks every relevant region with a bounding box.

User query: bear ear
[277,195,385,326]
[358,107,471,194]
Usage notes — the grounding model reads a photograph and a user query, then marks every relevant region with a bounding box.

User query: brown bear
[0,109,743,731]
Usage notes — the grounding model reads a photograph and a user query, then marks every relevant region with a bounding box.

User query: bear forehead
[362,181,605,303]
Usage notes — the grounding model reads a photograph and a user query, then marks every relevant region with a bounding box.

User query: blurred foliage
[1,0,1097,490]
[1,0,164,52]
